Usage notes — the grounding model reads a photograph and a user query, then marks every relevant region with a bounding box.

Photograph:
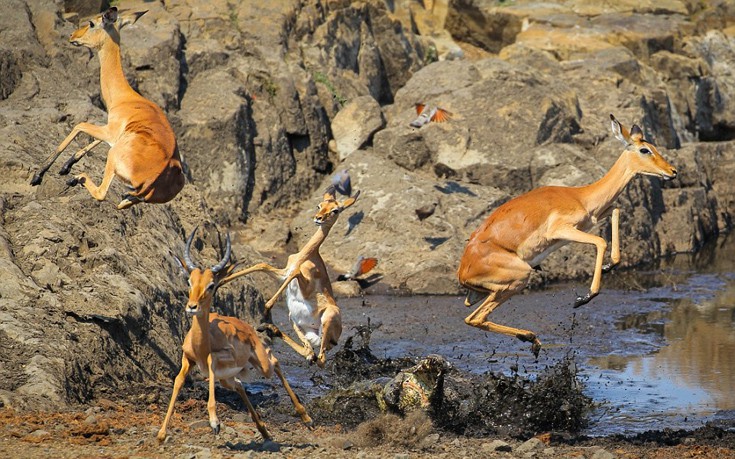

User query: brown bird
[337,256,378,281]
[410,103,453,128]
[415,202,438,221]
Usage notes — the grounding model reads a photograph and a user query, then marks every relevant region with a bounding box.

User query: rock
[591,448,617,459]
[261,439,281,452]
[189,420,211,430]
[482,439,512,452]
[332,96,385,161]
[516,437,545,454]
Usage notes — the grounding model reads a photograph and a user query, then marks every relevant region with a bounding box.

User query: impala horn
[183,226,198,271]
[211,233,231,273]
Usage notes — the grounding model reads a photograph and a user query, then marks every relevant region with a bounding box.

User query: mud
[311,326,592,438]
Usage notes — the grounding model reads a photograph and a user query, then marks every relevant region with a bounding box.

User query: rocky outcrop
[1,0,734,410]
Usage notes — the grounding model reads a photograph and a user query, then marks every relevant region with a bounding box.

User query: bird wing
[356,257,378,276]
[415,103,427,115]
[431,107,453,123]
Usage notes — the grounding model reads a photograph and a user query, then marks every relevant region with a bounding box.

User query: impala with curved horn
[221,187,360,368]
[157,227,312,443]
[30,7,185,209]
[458,114,677,357]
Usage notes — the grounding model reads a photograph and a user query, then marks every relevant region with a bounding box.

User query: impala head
[314,187,361,226]
[175,227,233,317]
[610,114,677,181]
[69,7,147,49]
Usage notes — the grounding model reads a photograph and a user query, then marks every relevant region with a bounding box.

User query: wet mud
[310,326,592,438]
[264,235,735,446]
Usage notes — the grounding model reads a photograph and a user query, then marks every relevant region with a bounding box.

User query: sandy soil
[1,399,734,459]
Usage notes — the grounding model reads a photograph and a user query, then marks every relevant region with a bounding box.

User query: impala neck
[190,306,211,355]
[301,222,334,257]
[580,152,636,217]
[97,33,139,109]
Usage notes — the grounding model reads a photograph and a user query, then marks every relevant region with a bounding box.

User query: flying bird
[337,256,378,282]
[331,169,352,197]
[410,103,453,128]
[415,202,438,221]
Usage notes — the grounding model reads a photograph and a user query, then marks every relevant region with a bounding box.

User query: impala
[30,7,185,210]
[222,188,360,368]
[458,114,677,357]
[157,228,312,443]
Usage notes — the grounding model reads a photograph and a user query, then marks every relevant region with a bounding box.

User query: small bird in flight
[415,202,438,221]
[331,169,352,197]
[410,103,453,128]
[337,255,379,282]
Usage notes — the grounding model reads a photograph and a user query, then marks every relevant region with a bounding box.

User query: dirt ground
[1,398,734,459]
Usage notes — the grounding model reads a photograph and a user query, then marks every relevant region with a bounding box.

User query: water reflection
[588,235,735,432]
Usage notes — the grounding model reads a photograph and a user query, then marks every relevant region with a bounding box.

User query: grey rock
[591,448,617,459]
[516,437,545,454]
[481,439,512,452]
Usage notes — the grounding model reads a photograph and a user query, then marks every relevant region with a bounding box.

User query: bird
[415,202,438,221]
[410,103,452,128]
[337,256,378,281]
[331,169,352,197]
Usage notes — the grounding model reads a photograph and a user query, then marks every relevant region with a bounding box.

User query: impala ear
[102,7,118,25]
[629,124,644,142]
[119,10,147,29]
[324,185,337,201]
[340,190,361,209]
[610,114,630,145]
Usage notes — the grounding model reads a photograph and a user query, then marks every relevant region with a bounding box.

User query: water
[269,235,735,437]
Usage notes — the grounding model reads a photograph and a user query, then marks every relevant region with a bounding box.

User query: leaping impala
[30,7,185,210]
[222,188,361,368]
[458,114,677,357]
[157,228,312,443]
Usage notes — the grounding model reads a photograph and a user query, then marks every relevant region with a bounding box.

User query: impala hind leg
[272,362,313,427]
[465,287,542,357]
[461,252,539,355]
[68,146,118,203]
[220,378,272,441]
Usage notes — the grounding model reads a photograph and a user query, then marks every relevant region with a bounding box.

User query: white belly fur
[286,279,321,348]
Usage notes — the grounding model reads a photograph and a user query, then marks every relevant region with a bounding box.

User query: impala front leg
[206,354,220,435]
[602,208,620,273]
[60,140,102,175]
[264,270,300,312]
[553,226,608,308]
[157,355,192,443]
[31,122,109,185]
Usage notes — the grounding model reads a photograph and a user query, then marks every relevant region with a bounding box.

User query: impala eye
[88,21,95,28]
[640,147,651,154]
[206,282,215,291]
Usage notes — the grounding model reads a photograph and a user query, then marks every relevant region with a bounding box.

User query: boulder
[332,95,385,161]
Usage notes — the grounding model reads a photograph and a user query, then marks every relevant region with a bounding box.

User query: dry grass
[348,411,433,448]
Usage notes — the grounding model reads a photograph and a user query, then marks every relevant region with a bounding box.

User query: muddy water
[269,235,735,436]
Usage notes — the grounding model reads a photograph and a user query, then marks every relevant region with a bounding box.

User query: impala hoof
[66,177,84,187]
[531,340,542,359]
[257,323,282,338]
[574,292,597,308]
[30,173,43,186]
[602,262,617,273]
[211,422,220,435]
